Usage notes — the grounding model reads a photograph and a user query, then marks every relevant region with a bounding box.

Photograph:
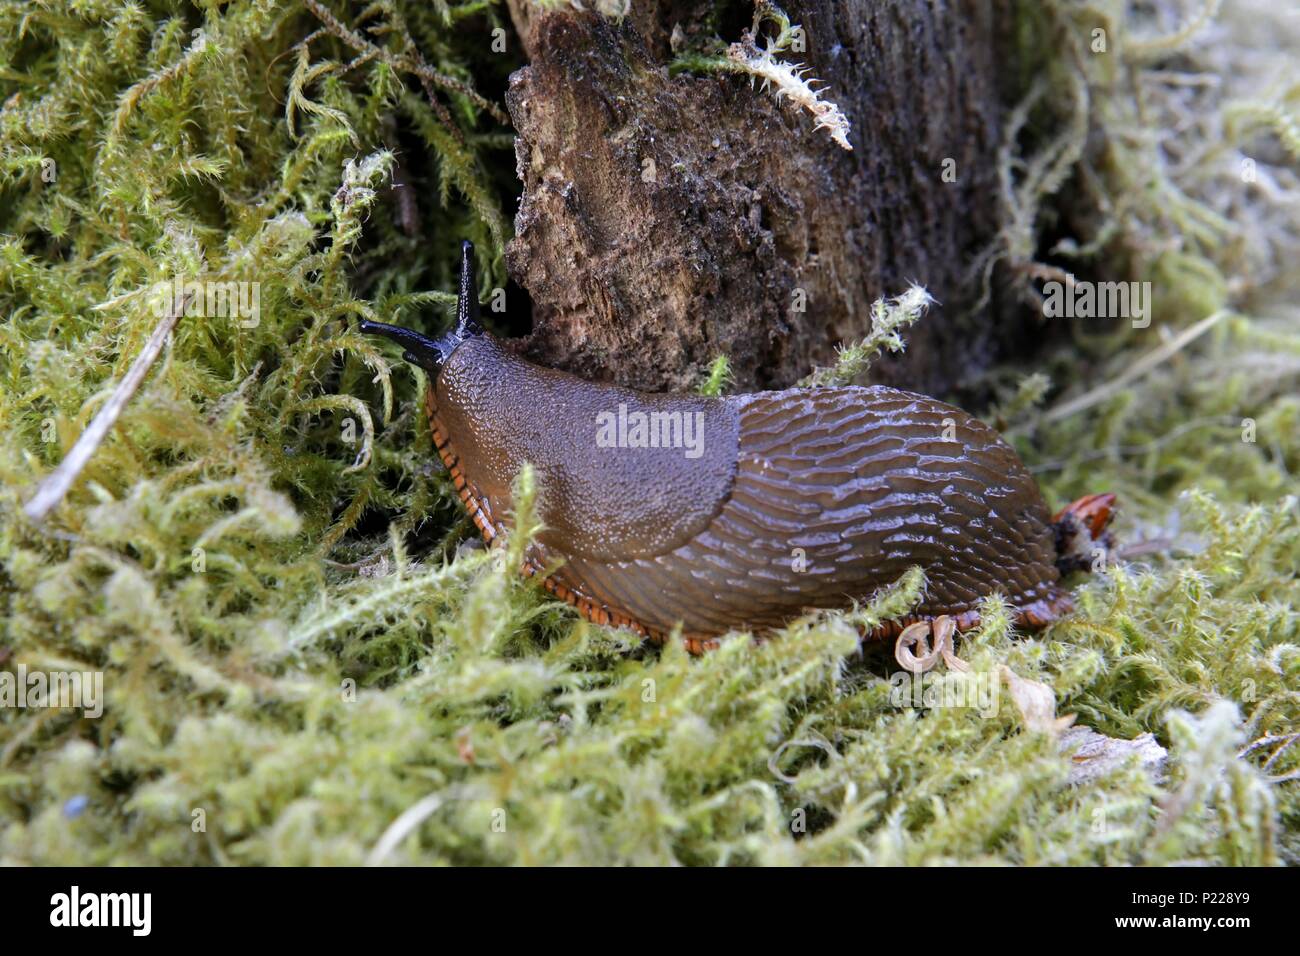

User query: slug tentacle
[360,243,1118,653]
[357,319,451,373]
[358,240,485,375]
[454,239,483,337]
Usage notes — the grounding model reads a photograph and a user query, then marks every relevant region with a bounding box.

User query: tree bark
[503,0,1029,396]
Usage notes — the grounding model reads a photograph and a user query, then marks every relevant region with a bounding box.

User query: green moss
[1,0,1297,865]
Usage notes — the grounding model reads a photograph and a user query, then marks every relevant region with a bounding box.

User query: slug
[361,242,1116,663]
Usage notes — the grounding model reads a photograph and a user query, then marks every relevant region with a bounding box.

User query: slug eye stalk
[455,238,482,338]
[359,239,483,374]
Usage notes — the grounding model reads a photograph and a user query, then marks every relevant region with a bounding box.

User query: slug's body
[364,243,1115,654]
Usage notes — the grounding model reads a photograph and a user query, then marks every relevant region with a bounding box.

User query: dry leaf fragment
[997,665,1076,737]
[1060,726,1168,786]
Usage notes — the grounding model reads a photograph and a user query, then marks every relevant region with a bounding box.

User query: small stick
[1114,537,1176,559]
[24,294,190,523]
[1039,310,1228,424]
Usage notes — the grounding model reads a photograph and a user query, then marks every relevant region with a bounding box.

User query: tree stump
[503,1,1031,396]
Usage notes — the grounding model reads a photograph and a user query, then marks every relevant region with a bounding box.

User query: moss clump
[1,0,1297,865]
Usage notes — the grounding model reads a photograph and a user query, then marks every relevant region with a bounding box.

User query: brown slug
[361,242,1116,661]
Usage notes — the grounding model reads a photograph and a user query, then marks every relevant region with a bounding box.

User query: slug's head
[358,239,484,378]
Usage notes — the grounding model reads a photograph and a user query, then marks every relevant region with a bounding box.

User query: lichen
[671,1,853,151]
[1,0,1297,866]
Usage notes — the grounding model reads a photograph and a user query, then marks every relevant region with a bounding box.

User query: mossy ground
[1,0,1296,865]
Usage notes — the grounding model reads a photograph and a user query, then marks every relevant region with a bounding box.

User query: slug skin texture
[431,330,1073,645]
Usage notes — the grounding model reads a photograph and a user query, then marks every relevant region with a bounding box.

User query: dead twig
[1038,310,1228,425]
[23,294,191,523]
[302,0,508,127]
